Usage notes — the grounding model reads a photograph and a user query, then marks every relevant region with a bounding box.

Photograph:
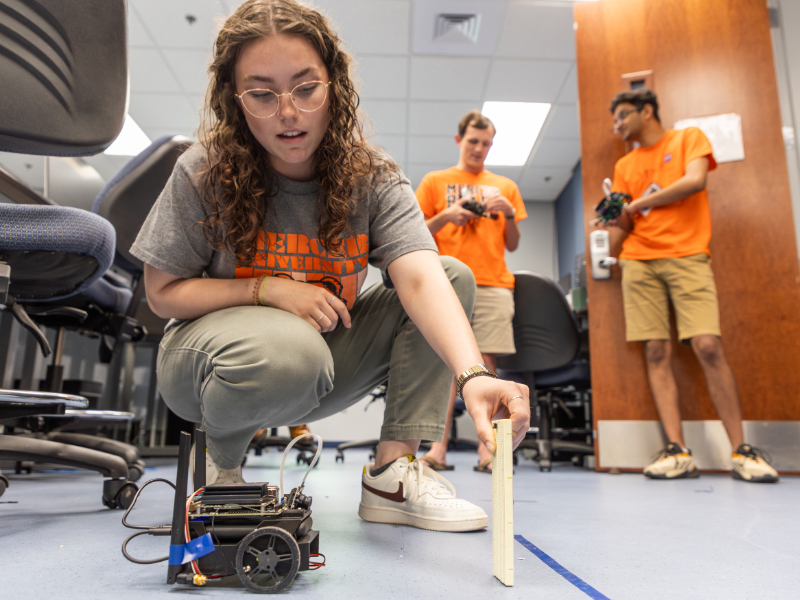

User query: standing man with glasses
[607,88,778,482]
[415,110,527,473]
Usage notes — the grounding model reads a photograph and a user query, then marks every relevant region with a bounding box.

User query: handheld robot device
[591,178,631,226]
[121,429,323,594]
[463,199,500,220]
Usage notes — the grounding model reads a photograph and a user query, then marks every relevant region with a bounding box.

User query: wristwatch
[456,364,498,400]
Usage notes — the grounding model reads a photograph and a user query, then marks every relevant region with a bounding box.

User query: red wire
[309,553,326,570]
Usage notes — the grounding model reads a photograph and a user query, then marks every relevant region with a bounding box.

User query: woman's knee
[214,320,333,393]
[440,256,476,315]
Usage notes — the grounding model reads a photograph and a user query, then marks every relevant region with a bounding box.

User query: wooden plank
[492,419,514,586]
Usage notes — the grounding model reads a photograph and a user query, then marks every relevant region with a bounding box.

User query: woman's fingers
[329,295,351,328]
[508,386,531,449]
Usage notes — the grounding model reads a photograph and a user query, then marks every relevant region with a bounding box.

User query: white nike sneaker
[190,442,245,485]
[358,455,488,532]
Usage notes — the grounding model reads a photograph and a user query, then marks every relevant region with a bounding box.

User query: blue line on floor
[515,535,611,600]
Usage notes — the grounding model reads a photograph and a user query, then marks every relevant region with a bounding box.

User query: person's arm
[483,194,521,251]
[386,249,531,452]
[425,199,479,235]
[626,156,710,214]
[144,264,351,333]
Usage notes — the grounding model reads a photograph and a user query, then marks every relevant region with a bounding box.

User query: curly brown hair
[199,0,397,264]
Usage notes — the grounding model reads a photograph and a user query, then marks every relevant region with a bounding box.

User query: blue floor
[1,448,798,599]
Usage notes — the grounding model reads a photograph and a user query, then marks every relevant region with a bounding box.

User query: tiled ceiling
[0,0,583,204]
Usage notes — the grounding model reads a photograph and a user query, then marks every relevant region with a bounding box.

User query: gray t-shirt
[131,143,436,308]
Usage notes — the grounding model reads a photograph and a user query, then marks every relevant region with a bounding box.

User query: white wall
[507,201,557,280]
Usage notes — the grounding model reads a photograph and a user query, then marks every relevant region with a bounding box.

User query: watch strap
[456,364,498,399]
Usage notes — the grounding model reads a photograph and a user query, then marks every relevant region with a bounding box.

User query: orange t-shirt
[612,127,717,260]
[415,168,527,288]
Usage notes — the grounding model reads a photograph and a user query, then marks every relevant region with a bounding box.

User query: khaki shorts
[619,254,721,344]
[471,286,516,355]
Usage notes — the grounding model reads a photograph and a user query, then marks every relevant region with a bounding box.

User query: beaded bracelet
[253,273,268,306]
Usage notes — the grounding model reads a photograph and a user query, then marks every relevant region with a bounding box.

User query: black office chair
[496,272,594,471]
[0,0,137,507]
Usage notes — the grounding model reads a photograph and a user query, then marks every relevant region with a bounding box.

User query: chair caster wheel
[540,460,551,472]
[513,454,518,466]
[0,474,8,497]
[368,452,375,462]
[127,460,146,482]
[102,479,138,510]
[335,452,344,463]
[15,461,33,475]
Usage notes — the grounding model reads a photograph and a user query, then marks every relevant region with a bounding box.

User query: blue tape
[515,535,611,600]
[168,533,216,565]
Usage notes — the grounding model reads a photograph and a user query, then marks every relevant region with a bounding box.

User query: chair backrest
[495,271,581,373]
[0,0,128,156]
[92,136,193,274]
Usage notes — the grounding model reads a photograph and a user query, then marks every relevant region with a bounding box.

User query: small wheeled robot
[592,178,632,226]
[122,429,323,594]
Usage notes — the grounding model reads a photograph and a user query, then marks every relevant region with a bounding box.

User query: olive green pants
[156,256,475,469]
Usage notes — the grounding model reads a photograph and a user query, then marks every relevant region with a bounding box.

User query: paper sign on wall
[674,113,745,163]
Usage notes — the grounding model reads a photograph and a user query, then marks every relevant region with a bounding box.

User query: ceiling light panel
[482,101,550,166]
[412,0,506,56]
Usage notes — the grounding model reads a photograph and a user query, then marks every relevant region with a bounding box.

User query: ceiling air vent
[433,13,481,43]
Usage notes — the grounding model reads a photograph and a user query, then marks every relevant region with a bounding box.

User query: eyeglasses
[612,108,641,126]
[236,81,330,119]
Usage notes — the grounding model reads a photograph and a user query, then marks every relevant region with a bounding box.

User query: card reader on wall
[589,229,617,279]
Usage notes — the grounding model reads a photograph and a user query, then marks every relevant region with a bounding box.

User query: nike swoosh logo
[362,481,404,503]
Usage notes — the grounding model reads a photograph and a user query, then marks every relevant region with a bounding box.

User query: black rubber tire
[105,482,138,510]
[236,527,300,593]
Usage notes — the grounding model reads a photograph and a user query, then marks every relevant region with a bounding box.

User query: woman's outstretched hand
[261,277,351,333]
[460,376,531,453]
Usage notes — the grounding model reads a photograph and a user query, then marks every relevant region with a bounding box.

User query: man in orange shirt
[416,110,527,472]
[609,88,777,482]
